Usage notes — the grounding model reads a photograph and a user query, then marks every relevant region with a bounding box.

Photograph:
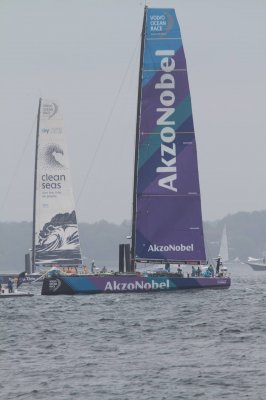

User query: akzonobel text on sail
[155,49,177,193]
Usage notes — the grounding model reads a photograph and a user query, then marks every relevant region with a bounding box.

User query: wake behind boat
[42,7,231,295]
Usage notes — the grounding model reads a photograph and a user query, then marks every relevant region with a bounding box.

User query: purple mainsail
[132,8,206,263]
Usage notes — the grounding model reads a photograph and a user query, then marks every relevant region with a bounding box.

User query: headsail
[132,8,206,264]
[32,99,82,267]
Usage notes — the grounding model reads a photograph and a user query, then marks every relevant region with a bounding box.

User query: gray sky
[0,0,265,224]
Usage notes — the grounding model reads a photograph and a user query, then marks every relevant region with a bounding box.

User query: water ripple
[1,265,266,399]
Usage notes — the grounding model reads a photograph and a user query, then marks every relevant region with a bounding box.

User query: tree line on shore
[1,210,266,273]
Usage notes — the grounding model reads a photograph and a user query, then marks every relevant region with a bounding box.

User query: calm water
[1,263,266,400]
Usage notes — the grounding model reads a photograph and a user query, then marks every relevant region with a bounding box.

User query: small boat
[42,6,231,295]
[246,257,266,271]
[0,285,33,298]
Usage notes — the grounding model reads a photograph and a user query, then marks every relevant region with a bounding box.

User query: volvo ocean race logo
[48,278,61,292]
[104,280,170,291]
[148,244,194,252]
[155,49,177,192]
[149,13,174,34]
[42,102,58,119]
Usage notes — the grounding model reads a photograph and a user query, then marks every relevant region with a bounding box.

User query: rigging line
[76,36,141,204]
[0,114,37,216]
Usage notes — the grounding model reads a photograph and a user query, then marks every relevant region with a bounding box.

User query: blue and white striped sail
[33,99,82,265]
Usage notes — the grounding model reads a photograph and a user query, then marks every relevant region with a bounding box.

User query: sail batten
[132,8,206,264]
[33,99,82,266]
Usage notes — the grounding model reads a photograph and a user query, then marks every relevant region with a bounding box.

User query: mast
[31,97,42,272]
[131,6,148,271]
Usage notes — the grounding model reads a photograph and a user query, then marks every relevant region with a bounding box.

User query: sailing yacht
[41,7,231,295]
[17,98,83,286]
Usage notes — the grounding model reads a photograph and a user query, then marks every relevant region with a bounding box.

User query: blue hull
[41,273,231,295]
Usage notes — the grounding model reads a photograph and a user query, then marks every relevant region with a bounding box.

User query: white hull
[0,287,34,298]
[0,293,34,298]
[246,262,266,271]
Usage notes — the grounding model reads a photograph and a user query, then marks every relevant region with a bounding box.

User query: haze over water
[1,263,266,400]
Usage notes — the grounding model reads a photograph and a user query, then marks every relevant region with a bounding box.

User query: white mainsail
[219,225,229,263]
[33,99,82,266]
